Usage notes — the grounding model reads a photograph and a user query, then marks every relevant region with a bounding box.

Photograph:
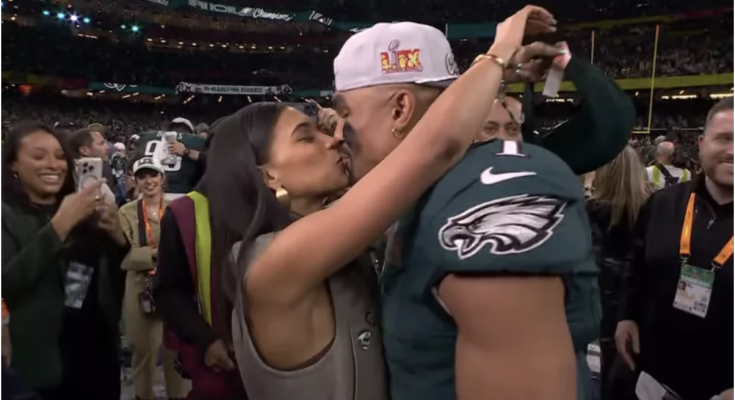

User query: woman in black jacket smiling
[1,122,128,400]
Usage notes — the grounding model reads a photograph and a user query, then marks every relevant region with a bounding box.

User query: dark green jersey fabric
[381,140,600,400]
[137,131,205,194]
[521,57,635,175]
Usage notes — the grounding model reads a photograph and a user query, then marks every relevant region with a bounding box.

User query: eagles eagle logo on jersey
[438,194,566,259]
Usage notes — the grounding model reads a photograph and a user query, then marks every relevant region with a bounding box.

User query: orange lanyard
[679,193,734,268]
[141,198,164,249]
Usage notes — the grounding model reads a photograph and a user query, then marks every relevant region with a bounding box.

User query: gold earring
[391,127,403,139]
[275,187,290,206]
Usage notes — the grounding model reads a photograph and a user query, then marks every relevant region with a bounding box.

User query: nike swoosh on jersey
[480,167,537,185]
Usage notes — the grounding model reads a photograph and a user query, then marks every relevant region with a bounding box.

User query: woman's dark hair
[1,121,77,207]
[204,103,294,339]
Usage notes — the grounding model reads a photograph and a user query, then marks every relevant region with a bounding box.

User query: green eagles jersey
[380,139,600,400]
[137,131,206,194]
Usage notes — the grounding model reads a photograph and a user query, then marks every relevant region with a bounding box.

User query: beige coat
[119,198,190,400]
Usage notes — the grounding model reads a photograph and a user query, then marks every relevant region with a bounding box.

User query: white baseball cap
[334,22,460,92]
[171,117,195,132]
[133,157,164,175]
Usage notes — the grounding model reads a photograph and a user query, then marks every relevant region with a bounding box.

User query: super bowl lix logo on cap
[380,40,423,74]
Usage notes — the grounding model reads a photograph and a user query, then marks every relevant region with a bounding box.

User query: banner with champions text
[175,82,293,96]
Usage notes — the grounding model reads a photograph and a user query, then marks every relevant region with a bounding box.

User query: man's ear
[390,89,418,137]
[259,165,280,191]
[79,146,91,157]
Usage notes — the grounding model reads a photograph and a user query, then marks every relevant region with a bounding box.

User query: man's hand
[614,320,640,371]
[204,339,235,372]
[168,142,186,156]
[505,42,568,83]
[306,99,340,134]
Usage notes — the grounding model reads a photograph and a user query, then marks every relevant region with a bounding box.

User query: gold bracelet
[470,53,507,70]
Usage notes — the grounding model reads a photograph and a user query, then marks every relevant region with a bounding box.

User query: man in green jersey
[332,21,633,400]
[136,118,206,199]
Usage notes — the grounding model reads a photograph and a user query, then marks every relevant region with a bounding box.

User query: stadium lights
[57,12,65,19]
[247,96,252,103]
[131,25,139,32]
[42,10,50,16]
[70,14,78,22]
[83,17,90,23]
[218,96,223,103]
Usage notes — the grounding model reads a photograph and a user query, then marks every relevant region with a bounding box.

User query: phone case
[76,158,103,192]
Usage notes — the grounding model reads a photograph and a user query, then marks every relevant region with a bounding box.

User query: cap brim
[418,78,456,89]
[134,166,163,175]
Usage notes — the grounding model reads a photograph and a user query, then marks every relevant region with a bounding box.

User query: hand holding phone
[52,182,104,241]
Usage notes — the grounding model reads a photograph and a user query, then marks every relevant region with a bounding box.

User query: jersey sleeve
[418,158,594,280]
[183,135,206,151]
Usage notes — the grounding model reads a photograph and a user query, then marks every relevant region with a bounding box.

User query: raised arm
[246,7,562,306]
[525,55,635,174]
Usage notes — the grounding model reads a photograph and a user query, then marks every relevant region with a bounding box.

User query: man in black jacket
[616,98,733,400]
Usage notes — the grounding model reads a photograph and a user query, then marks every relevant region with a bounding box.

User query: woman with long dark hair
[204,102,383,399]
[1,122,128,400]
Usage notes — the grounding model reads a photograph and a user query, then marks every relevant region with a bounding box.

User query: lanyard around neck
[679,193,734,268]
[141,197,164,249]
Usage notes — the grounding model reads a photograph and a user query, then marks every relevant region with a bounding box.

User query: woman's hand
[96,202,128,246]
[493,5,557,57]
[51,182,103,241]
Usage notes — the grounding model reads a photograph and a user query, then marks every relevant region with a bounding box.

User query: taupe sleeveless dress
[230,233,388,400]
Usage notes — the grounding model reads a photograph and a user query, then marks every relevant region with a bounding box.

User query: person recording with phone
[68,127,117,207]
[119,156,191,400]
[1,122,128,400]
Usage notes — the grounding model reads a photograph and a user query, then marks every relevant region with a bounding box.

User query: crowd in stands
[2,90,717,172]
[3,12,732,90]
